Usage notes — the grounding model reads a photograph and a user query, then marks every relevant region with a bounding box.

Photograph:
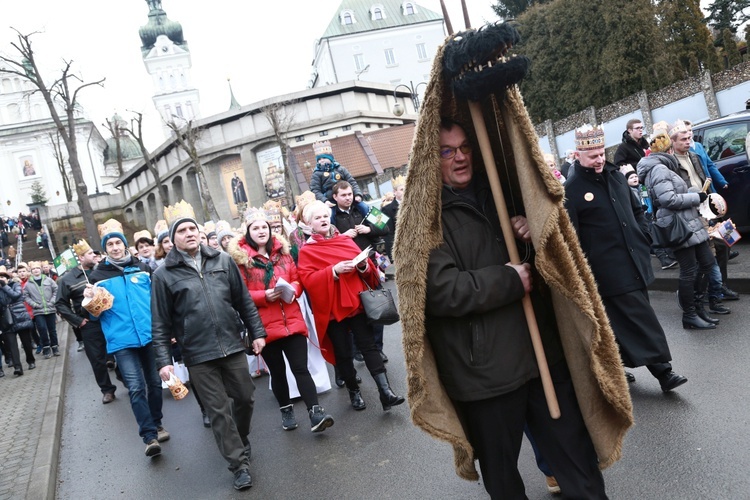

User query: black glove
[698,192,708,203]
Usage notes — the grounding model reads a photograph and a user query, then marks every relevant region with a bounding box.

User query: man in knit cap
[151,200,267,491]
[56,239,117,403]
[84,219,168,458]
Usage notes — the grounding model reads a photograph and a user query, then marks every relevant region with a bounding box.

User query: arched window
[343,12,353,25]
[373,7,383,20]
[403,2,416,15]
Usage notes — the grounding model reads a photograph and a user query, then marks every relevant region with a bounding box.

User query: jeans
[114,344,163,443]
[34,313,58,349]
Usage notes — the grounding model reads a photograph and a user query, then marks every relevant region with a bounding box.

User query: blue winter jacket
[690,141,727,192]
[88,257,152,354]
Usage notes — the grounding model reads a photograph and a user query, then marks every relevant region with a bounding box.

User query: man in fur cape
[394,28,633,498]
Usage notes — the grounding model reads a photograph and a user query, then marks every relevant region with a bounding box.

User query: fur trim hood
[394,36,633,481]
[227,234,291,268]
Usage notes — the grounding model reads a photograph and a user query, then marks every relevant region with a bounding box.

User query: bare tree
[47,130,73,202]
[165,119,219,221]
[260,100,300,206]
[102,118,124,177]
[122,111,166,209]
[0,30,104,249]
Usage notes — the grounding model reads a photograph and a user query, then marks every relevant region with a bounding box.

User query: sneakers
[77,341,85,352]
[52,346,60,357]
[43,348,52,359]
[28,363,35,370]
[708,298,731,315]
[309,405,334,433]
[353,352,364,362]
[106,359,115,370]
[660,258,678,270]
[201,410,211,428]
[280,404,298,430]
[35,345,42,355]
[232,468,253,490]
[156,426,170,442]
[145,439,161,457]
[545,475,561,494]
[721,284,740,301]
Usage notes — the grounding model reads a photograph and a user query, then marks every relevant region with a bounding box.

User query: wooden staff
[467,101,561,419]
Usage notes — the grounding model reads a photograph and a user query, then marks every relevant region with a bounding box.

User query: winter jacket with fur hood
[228,235,307,344]
[637,153,708,250]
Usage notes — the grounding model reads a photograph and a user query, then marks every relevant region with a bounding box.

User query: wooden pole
[467,101,561,419]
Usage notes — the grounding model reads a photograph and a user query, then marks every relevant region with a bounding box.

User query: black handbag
[359,279,400,326]
[651,214,692,248]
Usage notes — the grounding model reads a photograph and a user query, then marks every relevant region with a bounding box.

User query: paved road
[57,289,750,499]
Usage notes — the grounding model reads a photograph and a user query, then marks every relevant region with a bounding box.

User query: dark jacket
[381,199,400,259]
[0,279,34,332]
[424,175,563,402]
[332,204,389,251]
[613,130,649,168]
[637,153,708,250]
[310,164,363,203]
[564,161,654,297]
[151,244,267,369]
[55,267,97,329]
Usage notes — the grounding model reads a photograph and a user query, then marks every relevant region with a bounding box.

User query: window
[295,135,305,142]
[365,123,371,128]
[404,2,415,15]
[175,104,183,118]
[416,43,427,60]
[384,48,396,66]
[354,54,365,72]
[342,125,352,131]
[319,130,329,137]
[374,8,383,20]
[341,10,355,25]
[702,123,748,161]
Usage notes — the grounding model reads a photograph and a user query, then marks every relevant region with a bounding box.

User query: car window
[701,122,748,161]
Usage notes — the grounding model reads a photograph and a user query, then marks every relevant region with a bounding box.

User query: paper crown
[164,200,196,227]
[652,120,669,137]
[262,199,283,223]
[649,133,672,154]
[313,140,332,157]
[575,125,605,151]
[668,120,688,138]
[215,220,232,234]
[133,230,153,243]
[73,239,92,257]
[154,220,168,237]
[244,207,269,224]
[28,261,42,269]
[392,175,406,189]
[98,219,124,239]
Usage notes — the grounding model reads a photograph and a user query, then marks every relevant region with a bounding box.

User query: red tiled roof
[290,123,416,184]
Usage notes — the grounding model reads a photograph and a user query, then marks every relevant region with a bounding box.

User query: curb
[26,321,68,500]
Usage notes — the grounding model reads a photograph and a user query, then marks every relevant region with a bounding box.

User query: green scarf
[251,257,275,288]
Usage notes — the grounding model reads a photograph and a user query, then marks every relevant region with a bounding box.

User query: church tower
[139,0,200,138]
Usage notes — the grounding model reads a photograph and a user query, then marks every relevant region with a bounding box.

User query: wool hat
[619,164,637,180]
[98,219,127,249]
[164,200,198,243]
[154,220,169,244]
[313,140,334,163]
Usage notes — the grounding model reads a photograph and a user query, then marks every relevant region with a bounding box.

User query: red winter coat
[229,235,307,344]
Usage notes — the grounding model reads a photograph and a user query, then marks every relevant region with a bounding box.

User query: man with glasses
[614,119,649,169]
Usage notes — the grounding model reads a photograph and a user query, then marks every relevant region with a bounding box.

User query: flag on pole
[53,248,80,277]
[365,206,390,230]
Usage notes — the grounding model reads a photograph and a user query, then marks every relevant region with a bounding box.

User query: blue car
[692,110,750,232]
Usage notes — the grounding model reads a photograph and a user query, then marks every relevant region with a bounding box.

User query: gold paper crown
[203,221,216,233]
[98,219,123,239]
[294,191,317,220]
[652,120,669,136]
[73,239,92,257]
[313,140,332,157]
[28,261,42,269]
[668,120,688,138]
[392,175,406,188]
[575,125,605,151]
[649,133,672,154]
[244,207,269,224]
[164,200,196,227]
[133,230,153,243]
[215,220,232,234]
[154,220,168,237]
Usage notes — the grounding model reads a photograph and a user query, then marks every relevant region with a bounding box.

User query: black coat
[613,130,649,168]
[332,204,389,251]
[55,268,94,329]
[0,280,33,332]
[381,199,400,259]
[564,161,653,298]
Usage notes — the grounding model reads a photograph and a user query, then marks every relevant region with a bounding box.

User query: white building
[309,0,445,93]
[139,0,200,139]
[0,65,117,218]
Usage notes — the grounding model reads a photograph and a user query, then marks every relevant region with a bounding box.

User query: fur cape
[393,43,633,481]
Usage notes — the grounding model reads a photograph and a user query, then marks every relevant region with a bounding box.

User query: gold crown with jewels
[163,200,196,227]
[575,125,605,151]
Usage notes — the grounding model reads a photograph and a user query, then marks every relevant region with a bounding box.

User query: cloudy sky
[2,0,500,149]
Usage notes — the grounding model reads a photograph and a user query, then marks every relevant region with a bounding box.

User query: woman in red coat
[230,208,333,433]
[297,201,404,411]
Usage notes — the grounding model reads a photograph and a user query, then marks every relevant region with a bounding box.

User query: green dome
[139,0,186,55]
[104,136,143,165]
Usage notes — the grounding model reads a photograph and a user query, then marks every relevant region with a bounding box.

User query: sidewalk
[0,322,68,500]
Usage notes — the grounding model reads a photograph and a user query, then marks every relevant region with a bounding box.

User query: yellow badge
[131,276,139,284]
[323,172,330,178]
[584,192,594,202]
[335,174,341,180]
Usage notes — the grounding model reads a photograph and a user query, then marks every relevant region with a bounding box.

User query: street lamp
[392,80,427,116]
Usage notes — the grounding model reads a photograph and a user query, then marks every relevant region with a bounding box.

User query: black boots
[679,288,715,330]
[694,295,719,325]
[373,372,405,411]
[346,379,366,411]
[708,297,731,315]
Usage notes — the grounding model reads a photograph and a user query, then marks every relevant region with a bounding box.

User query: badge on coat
[335,174,341,180]
[584,192,594,202]
[323,172,330,177]
[131,276,139,283]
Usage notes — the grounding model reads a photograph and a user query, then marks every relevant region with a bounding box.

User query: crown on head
[392,175,406,189]
[668,120,688,138]
[313,140,332,157]
[203,220,216,233]
[244,207,269,224]
[164,200,196,227]
[73,239,92,257]
[575,125,605,151]
[133,230,153,243]
[215,220,232,234]
[649,133,672,153]
[98,219,123,239]
[154,220,168,236]
[28,261,42,270]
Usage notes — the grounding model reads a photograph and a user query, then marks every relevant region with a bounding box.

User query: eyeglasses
[632,126,644,131]
[439,144,472,160]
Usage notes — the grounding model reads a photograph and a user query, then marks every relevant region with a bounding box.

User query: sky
[2,0,500,149]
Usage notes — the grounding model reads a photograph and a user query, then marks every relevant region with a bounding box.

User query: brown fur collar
[227,234,291,268]
[394,42,633,482]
